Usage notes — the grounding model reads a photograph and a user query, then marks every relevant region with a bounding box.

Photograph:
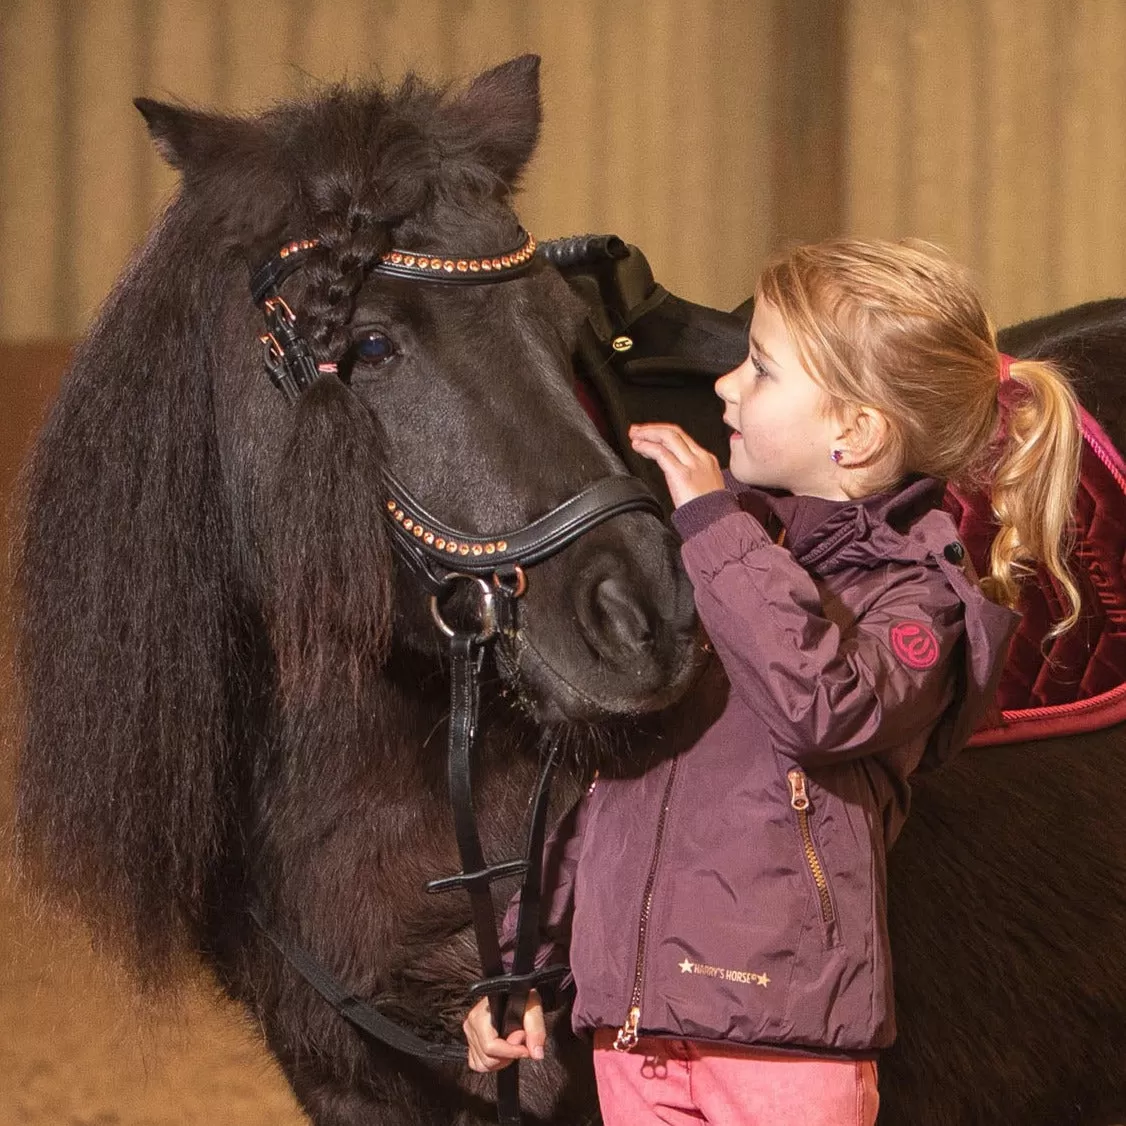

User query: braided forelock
[274,77,444,363]
[297,220,394,362]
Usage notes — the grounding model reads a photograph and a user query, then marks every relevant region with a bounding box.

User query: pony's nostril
[579,573,655,658]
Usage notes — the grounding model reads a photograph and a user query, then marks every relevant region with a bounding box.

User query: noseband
[247,227,662,1125]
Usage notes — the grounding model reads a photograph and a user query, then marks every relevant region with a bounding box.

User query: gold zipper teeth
[788,769,835,925]
[615,758,680,1051]
[797,814,834,923]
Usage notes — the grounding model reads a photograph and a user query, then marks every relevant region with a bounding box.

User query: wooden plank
[526,0,600,231]
[69,0,146,333]
[845,0,910,237]
[771,0,845,243]
[0,0,65,337]
[224,0,297,108]
[902,0,980,263]
[977,0,1058,322]
[1088,0,1126,301]
[712,0,774,308]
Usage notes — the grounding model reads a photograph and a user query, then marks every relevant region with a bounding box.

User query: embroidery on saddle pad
[947,407,1126,745]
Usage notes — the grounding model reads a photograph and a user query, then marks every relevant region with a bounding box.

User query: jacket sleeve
[680,509,965,767]
[497,790,590,1006]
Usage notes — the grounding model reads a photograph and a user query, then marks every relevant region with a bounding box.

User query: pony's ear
[136,98,286,247]
[447,54,542,187]
[135,98,252,173]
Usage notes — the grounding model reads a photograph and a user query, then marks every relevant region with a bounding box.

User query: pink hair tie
[998,352,1016,383]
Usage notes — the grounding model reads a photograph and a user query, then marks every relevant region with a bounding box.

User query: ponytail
[982,358,1081,636]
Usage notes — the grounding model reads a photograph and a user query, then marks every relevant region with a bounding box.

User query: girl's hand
[629,423,724,508]
[463,990,546,1073]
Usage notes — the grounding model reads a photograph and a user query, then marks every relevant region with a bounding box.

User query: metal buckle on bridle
[430,574,499,642]
[259,294,322,404]
[429,567,529,642]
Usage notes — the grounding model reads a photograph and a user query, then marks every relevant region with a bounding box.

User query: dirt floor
[1,343,307,1125]
[0,902,307,1125]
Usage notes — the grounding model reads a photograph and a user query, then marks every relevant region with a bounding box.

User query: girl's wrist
[670,489,741,539]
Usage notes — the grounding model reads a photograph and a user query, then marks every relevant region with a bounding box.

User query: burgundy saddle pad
[948,408,1126,745]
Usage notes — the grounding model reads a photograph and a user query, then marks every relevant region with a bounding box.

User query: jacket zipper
[787,768,835,926]
[613,757,680,1051]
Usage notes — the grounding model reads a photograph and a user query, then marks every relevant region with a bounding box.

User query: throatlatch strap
[249,904,467,1064]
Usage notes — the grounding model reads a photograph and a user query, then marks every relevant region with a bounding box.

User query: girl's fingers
[523,989,546,1061]
[463,992,551,1072]
[468,1037,530,1072]
[629,435,676,462]
[631,435,724,508]
[484,1038,531,1060]
[629,424,698,466]
[629,422,691,442]
[631,439,687,481]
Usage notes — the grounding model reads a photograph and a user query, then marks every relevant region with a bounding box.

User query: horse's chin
[498,628,706,725]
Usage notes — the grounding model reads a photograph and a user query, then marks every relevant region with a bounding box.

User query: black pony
[14,56,697,1125]
[13,56,1126,1126]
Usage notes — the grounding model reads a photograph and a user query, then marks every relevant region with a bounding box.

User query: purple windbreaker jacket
[504,477,1018,1057]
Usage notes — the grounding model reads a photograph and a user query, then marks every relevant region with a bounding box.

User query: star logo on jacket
[676,957,770,987]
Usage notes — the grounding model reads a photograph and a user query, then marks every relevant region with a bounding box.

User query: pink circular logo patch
[889,621,940,670]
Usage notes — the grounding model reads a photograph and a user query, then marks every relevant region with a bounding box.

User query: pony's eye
[351,331,396,365]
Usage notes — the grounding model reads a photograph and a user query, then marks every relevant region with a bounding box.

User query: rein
[247,227,661,1125]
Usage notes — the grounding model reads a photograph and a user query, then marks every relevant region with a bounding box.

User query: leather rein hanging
[247,227,661,1126]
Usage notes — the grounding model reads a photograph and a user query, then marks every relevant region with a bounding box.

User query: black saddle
[545,234,748,511]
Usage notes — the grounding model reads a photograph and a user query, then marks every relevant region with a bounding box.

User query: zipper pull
[787,768,811,811]
[613,1006,640,1052]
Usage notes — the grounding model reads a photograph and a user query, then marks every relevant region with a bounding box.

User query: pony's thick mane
[14,207,238,979]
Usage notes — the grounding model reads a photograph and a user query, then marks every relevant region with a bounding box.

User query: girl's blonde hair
[758,238,1081,635]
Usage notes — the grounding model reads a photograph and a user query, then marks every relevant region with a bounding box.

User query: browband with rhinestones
[379,231,537,280]
[250,230,537,303]
[387,498,510,558]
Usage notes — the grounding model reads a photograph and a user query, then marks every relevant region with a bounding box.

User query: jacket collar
[749,476,951,572]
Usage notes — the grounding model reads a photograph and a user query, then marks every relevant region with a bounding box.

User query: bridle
[247,226,662,1125]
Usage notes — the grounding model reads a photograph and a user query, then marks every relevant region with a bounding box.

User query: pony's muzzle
[573,561,664,669]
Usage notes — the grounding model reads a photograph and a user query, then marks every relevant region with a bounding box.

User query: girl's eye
[351,331,396,365]
[751,356,770,378]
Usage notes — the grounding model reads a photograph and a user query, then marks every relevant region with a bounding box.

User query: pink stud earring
[830,449,844,464]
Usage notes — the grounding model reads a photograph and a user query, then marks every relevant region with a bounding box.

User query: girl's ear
[835,405,890,467]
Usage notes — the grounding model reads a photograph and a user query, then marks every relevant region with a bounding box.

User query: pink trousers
[592,1029,880,1126]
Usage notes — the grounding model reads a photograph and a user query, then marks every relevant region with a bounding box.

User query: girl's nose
[714,370,736,403]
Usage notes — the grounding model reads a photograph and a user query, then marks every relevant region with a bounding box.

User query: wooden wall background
[1,4,1125,1121]
[2,0,1124,342]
